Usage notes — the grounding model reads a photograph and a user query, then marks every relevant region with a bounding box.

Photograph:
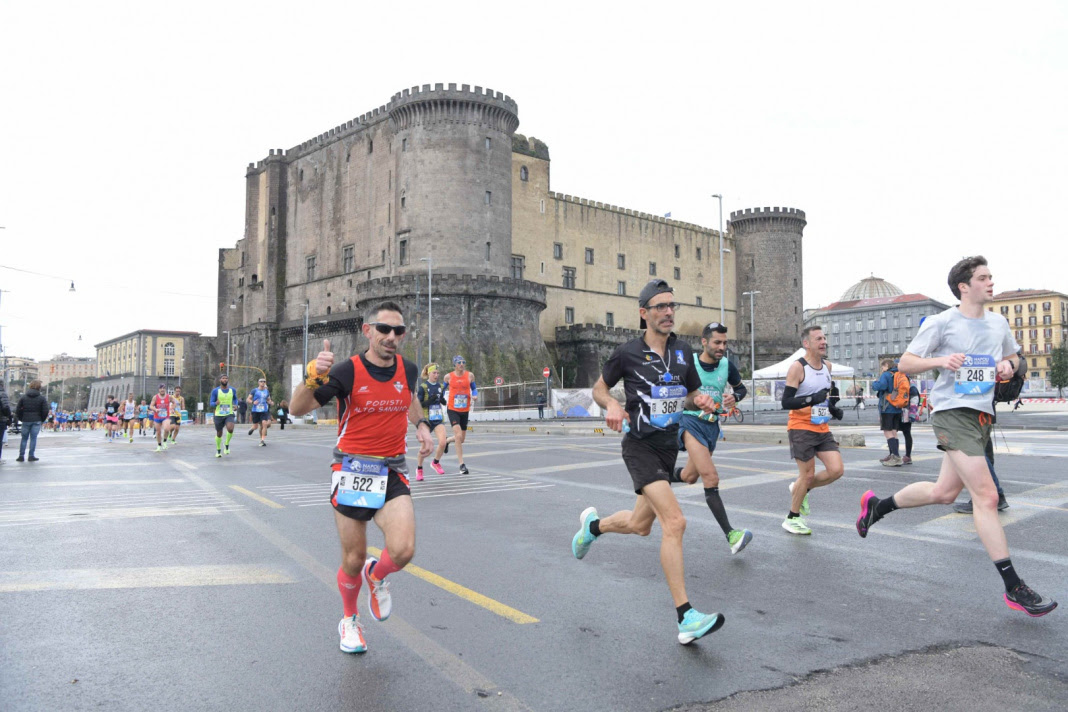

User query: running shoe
[459,464,469,475]
[901,456,912,465]
[248,428,255,436]
[128,438,133,443]
[215,451,222,458]
[431,461,445,475]
[727,529,753,555]
[338,615,367,654]
[881,455,903,467]
[224,447,230,456]
[161,442,168,451]
[879,454,892,463]
[1004,583,1057,617]
[856,490,878,538]
[362,557,392,622]
[781,517,811,535]
[789,482,810,516]
[572,506,599,559]
[155,445,163,453]
[998,494,1009,511]
[259,441,266,447]
[677,609,726,645]
[415,467,424,482]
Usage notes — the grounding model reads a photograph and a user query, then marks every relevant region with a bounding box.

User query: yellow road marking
[229,485,284,509]
[0,565,294,593]
[367,546,538,624]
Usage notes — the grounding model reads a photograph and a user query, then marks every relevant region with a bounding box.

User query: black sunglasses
[368,322,407,336]
[705,322,728,334]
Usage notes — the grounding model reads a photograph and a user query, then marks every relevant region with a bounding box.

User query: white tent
[752,348,855,379]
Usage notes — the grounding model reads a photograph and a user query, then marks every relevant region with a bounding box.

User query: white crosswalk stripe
[260,470,554,504]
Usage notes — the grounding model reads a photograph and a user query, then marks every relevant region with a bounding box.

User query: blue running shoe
[677,609,726,645]
[572,506,599,560]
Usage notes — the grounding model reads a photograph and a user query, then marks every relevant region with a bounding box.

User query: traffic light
[219,362,225,370]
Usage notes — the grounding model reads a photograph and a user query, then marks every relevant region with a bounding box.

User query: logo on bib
[676,350,686,365]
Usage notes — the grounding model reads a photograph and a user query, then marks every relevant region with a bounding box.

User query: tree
[1050,343,1068,398]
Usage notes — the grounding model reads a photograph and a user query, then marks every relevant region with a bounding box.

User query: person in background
[15,380,50,462]
[0,380,11,463]
[277,400,290,430]
[537,391,547,419]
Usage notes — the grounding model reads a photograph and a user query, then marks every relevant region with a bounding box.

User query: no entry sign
[543,367,551,378]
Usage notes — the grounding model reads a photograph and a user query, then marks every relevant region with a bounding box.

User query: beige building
[38,353,96,386]
[2,356,39,383]
[989,289,1068,380]
[90,330,201,409]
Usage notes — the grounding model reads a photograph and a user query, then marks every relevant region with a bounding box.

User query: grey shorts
[788,429,839,462]
[931,408,992,458]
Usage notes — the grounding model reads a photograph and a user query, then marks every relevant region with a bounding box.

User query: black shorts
[880,412,903,431]
[332,470,411,522]
[251,411,270,424]
[122,418,134,424]
[447,409,470,431]
[213,415,236,431]
[169,416,180,425]
[620,429,679,495]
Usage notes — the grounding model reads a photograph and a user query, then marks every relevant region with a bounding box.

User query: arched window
[520,166,529,181]
[164,342,175,356]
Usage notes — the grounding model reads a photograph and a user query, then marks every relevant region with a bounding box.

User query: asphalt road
[2,423,1066,711]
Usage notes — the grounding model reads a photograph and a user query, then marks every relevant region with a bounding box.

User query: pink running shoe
[431,461,445,475]
[415,467,424,482]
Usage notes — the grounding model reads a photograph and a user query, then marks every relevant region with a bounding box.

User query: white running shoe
[338,615,367,653]
[362,557,392,621]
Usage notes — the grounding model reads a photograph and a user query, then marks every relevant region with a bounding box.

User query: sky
[1,1,1065,362]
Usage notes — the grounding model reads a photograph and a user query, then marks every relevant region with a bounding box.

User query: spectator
[237,396,248,424]
[0,379,11,463]
[277,400,290,430]
[15,379,49,462]
[536,391,547,419]
[872,359,907,466]
[828,381,840,409]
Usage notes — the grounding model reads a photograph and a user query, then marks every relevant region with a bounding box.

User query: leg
[984,437,1004,496]
[334,510,370,576]
[372,494,417,572]
[595,494,657,537]
[452,424,465,464]
[901,422,913,458]
[790,458,816,513]
[640,481,689,607]
[891,453,965,508]
[947,450,1007,561]
[27,422,41,458]
[810,449,845,489]
[682,431,733,537]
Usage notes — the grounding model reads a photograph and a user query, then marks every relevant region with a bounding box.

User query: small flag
[664,212,672,218]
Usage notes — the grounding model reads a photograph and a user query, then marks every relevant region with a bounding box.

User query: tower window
[401,195,406,209]
[306,255,316,282]
[606,312,614,327]
[485,242,491,261]
[617,253,626,270]
[585,248,594,265]
[696,296,703,307]
[674,267,681,280]
[674,245,680,259]
[565,307,574,324]
[696,247,702,260]
[402,138,407,152]
[399,239,409,265]
[485,137,491,150]
[563,267,576,289]
[368,140,373,153]
[553,243,563,259]
[520,166,528,181]
[617,281,626,296]
[540,199,545,214]
[485,191,492,205]
[649,262,657,276]
[511,255,525,279]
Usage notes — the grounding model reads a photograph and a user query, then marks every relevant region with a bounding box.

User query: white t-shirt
[905,307,1018,415]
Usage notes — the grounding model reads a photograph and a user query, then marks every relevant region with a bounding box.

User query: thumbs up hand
[312,339,334,379]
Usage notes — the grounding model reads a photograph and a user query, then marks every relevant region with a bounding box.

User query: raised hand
[314,339,334,377]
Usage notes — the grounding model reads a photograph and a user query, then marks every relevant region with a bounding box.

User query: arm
[781,362,827,409]
[289,382,319,417]
[408,389,433,457]
[209,388,218,408]
[726,361,747,405]
[592,376,625,432]
[469,376,478,400]
[899,351,964,376]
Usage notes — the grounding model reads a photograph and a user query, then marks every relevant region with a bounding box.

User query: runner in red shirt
[289,301,433,654]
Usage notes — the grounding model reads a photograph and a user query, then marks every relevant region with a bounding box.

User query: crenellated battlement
[729,206,806,222]
[353,273,547,306]
[547,192,718,235]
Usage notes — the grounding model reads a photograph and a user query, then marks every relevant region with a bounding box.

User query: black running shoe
[459,463,469,475]
[856,490,879,538]
[444,441,450,454]
[953,500,974,514]
[1004,582,1058,617]
[997,494,1009,511]
[248,428,255,436]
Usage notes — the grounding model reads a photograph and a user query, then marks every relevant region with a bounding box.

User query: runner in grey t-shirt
[854,256,1056,617]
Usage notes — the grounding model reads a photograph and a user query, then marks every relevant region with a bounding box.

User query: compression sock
[704,487,733,536]
[337,567,362,617]
[994,558,1022,593]
[888,438,900,457]
[369,549,403,582]
[873,495,899,522]
[589,519,602,537]
[903,429,913,457]
[224,430,234,447]
[676,602,692,624]
[214,435,222,451]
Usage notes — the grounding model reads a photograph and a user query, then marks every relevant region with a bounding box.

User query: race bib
[453,394,469,409]
[124,405,135,418]
[648,385,687,428]
[810,400,831,425]
[253,403,268,413]
[217,404,232,416]
[955,354,996,395]
[334,456,389,509]
[429,403,443,421]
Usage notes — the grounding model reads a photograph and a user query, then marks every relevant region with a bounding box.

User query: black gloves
[829,404,844,421]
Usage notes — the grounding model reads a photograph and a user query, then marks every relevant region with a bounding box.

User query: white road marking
[0,565,295,593]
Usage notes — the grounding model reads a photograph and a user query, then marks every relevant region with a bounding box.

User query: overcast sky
[2,1,1065,363]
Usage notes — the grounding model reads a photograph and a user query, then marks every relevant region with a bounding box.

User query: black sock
[874,495,898,520]
[787,511,800,519]
[669,467,684,484]
[994,558,1022,592]
[589,519,601,537]
[888,438,900,457]
[433,459,440,464]
[902,430,913,457]
[676,602,692,623]
[704,487,733,536]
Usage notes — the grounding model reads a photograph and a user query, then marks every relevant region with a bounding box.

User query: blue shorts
[677,413,720,453]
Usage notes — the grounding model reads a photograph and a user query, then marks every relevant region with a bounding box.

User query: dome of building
[840,275,904,302]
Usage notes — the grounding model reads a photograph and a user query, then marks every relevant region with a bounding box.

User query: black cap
[638,279,673,308]
[702,321,728,337]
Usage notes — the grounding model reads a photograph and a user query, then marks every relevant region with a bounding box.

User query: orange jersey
[446,371,473,412]
[786,358,832,434]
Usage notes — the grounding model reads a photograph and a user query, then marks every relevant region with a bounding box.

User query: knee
[391,542,415,566]
[797,471,815,488]
[971,488,999,511]
[660,512,687,539]
[341,550,366,576]
[697,466,719,487]
[827,463,844,479]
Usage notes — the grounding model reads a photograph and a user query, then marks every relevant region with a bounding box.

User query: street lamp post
[420,256,433,364]
[743,290,760,415]
[712,194,726,325]
[302,302,310,378]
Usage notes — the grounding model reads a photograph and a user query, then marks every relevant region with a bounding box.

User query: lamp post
[743,290,760,415]
[712,194,726,325]
[420,256,433,364]
[302,302,310,378]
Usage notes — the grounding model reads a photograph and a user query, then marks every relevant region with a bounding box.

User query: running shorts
[931,408,991,458]
[330,453,411,522]
[620,429,679,495]
[677,413,720,453]
[213,415,235,430]
[447,409,469,431]
[788,429,839,461]
[251,411,270,424]
[879,412,903,432]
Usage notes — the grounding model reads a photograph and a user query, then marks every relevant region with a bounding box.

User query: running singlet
[213,388,236,417]
[105,402,119,417]
[446,372,473,412]
[419,381,445,421]
[684,357,729,420]
[250,388,270,413]
[171,397,184,417]
[138,405,149,418]
[335,355,412,457]
[787,358,832,433]
[123,401,136,419]
[152,395,170,419]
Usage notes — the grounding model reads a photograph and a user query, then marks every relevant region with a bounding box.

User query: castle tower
[730,207,806,353]
[389,85,520,277]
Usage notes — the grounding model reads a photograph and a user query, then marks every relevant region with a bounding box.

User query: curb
[468,423,866,448]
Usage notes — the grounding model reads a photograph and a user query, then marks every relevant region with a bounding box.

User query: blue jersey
[250,388,270,413]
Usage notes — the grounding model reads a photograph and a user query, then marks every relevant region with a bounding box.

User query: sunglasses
[368,322,407,336]
[645,302,680,313]
[705,322,727,333]
[455,361,466,365]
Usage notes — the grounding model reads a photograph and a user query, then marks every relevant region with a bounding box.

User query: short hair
[881,359,896,369]
[366,300,404,323]
[801,326,823,344]
[948,255,987,299]
[29,380,42,390]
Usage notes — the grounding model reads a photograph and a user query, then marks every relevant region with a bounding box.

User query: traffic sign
[543,367,551,378]
[494,376,504,386]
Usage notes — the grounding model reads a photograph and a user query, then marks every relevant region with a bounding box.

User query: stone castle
[217,83,804,389]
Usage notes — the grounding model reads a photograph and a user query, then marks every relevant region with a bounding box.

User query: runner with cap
[780,325,846,535]
[247,378,274,447]
[287,301,434,654]
[571,279,726,645]
[209,375,238,457]
[442,355,477,475]
[415,363,448,481]
[149,384,172,452]
[672,321,754,554]
[855,256,1056,616]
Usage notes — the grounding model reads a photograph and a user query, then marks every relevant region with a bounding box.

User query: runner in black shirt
[571,279,726,645]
